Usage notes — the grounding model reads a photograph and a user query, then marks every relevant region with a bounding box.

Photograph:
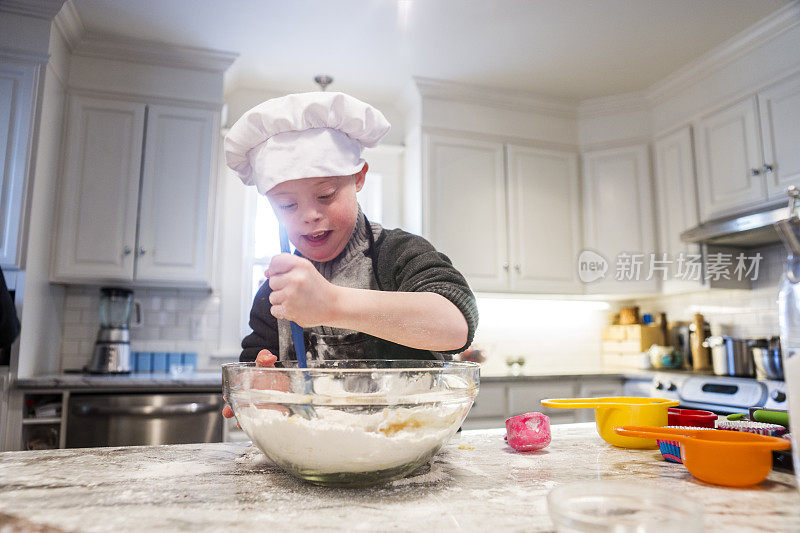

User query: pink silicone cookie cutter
[506,412,551,452]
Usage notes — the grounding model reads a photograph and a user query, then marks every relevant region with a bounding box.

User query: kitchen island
[0,423,797,532]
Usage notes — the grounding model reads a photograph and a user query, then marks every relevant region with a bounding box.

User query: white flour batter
[235,400,469,474]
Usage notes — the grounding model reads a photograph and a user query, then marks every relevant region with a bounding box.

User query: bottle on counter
[689,313,712,371]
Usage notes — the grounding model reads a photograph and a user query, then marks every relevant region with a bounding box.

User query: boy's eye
[318,191,336,201]
[279,203,296,210]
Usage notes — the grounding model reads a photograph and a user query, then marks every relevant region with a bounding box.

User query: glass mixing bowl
[222,359,480,487]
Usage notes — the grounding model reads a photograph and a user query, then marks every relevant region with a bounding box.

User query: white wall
[13,22,69,378]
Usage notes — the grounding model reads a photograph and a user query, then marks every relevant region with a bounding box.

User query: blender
[774,186,800,489]
[88,287,141,374]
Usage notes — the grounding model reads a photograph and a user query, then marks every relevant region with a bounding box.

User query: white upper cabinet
[582,145,657,294]
[759,73,800,200]
[653,127,702,293]
[53,96,145,281]
[694,96,765,220]
[53,95,217,287]
[507,146,581,293]
[0,63,37,270]
[424,134,508,292]
[136,105,216,284]
[423,132,582,294]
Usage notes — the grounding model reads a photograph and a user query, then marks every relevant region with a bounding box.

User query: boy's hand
[267,253,339,327]
[221,350,277,420]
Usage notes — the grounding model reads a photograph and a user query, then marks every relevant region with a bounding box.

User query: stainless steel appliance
[704,336,756,377]
[66,393,224,447]
[88,287,141,374]
[751,337,784,381]
[623,371,787,415]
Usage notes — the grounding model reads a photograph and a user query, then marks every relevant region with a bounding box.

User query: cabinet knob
[763,164,774,174]
[502,262,510,271]
[123,246,132,255]
[138,247,147,256]
[514,264,521,273]
[749,168,761,177]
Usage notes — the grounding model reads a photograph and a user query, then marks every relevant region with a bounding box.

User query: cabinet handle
[749,168,761,177]
[514,264,521,273]
[138,247,147,256]
[502,262,510,271]
[763,164,774,174]
[123,246,132,256]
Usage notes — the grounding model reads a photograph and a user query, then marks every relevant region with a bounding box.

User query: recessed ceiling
[71,0,792,101]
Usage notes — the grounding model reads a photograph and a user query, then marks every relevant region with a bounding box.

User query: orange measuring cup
[614,426,791,487]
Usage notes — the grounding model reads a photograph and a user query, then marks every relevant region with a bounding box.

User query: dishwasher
[66,392,224,448]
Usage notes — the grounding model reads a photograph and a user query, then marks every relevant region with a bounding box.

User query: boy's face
[266,167,366,262]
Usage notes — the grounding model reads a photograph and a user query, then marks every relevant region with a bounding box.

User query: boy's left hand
[267,253,339,327]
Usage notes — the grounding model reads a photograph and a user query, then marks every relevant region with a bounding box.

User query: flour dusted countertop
[1,424,798,532]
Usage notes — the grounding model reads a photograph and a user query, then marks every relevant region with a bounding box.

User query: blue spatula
[278,224,308,368]
[277,224,315,418]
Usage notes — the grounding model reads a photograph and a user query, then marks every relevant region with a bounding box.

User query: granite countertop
[1,423,797,532]
[10,367,724,391]
[14,371,223,391]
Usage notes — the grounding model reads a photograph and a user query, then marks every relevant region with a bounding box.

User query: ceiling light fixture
[314,75,333,91]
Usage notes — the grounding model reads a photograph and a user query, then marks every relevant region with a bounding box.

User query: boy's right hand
[221,349,277,419]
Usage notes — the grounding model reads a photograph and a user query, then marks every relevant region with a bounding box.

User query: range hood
[680,202,788,248]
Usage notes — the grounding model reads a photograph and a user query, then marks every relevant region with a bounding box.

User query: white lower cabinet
[463,377,584,429]
[424,132,582,294]
[52,95,218,287]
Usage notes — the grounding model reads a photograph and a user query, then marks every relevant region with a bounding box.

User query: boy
[223,92,478,377]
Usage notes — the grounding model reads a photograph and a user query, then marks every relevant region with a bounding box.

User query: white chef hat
[224,92,391,194]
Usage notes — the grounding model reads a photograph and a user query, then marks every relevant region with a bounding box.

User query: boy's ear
[354,162,368,192]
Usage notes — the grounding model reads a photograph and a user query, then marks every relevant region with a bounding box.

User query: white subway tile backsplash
[633,244,784,340]
[60,340,80,356]
[63,308,83,325]
[64,294,93,309]
[59,286,224,370]
[160,325,191,341]
[63,324,96,340]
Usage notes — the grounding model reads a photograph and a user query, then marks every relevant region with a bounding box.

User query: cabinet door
[52,96,144,282]
[759,74,800,200]
[0,63,37,270]
[423,134,508,291]
[694,96,765,220]
[653,127,703,293]
[135,105,216,285]
[507,145,581,293]
[582,145,657,294]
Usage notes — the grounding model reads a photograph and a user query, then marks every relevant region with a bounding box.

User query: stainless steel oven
[624,371,788,414]
[66,392,224,448]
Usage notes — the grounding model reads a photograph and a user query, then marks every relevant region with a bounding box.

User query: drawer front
[468,383,507,419]
[508,380,578,417]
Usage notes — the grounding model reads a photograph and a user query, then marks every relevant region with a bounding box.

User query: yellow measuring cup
[540,397,679,448]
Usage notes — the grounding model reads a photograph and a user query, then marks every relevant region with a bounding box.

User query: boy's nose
[300,207,323,224]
